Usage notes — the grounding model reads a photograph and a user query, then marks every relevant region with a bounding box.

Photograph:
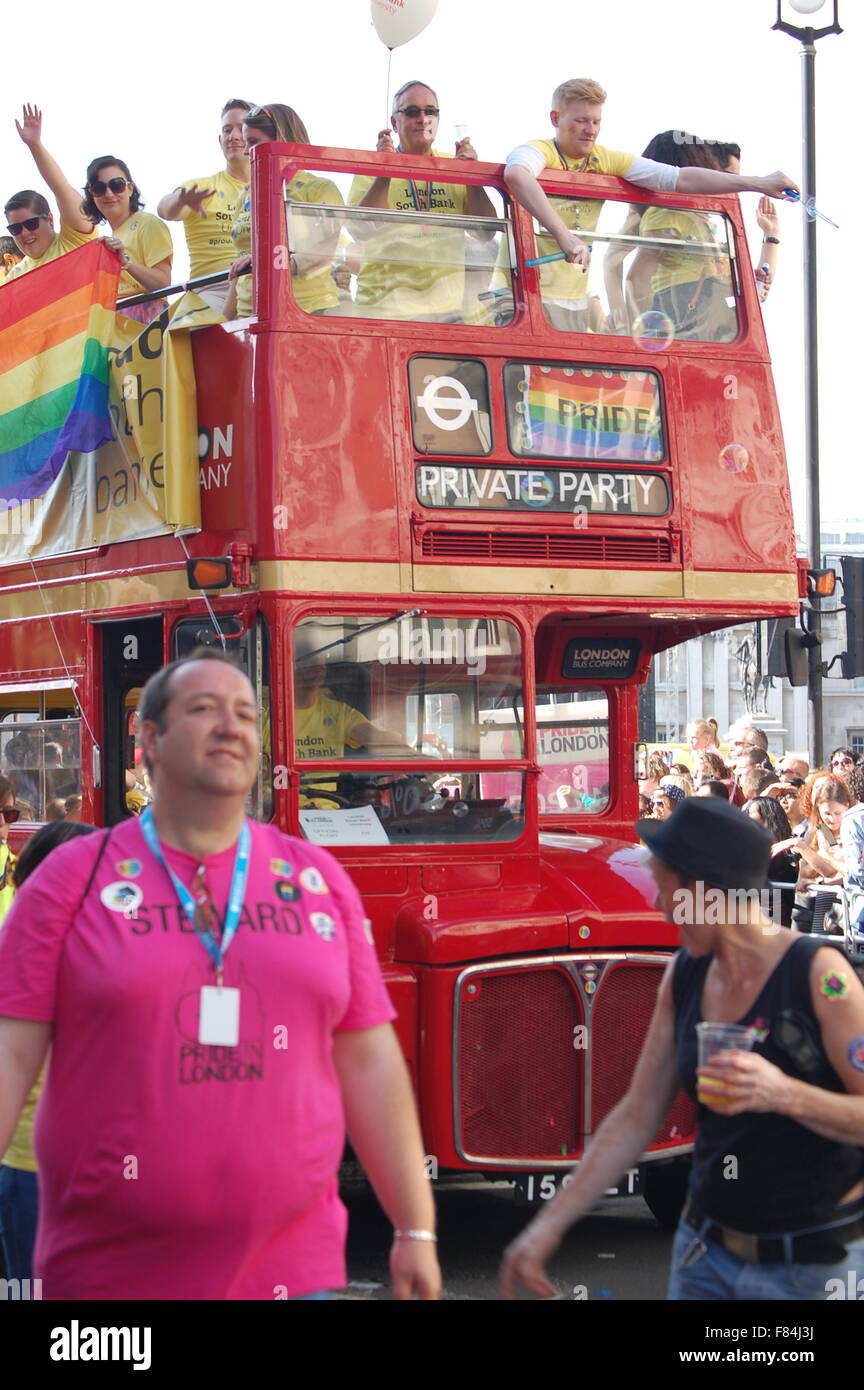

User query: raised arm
[500,962,680,1298]
[15,105,91,235]
[157,185,219,222]
[333,1023,441,1299]
[0,1016,52,1158]
[504,165,591,267]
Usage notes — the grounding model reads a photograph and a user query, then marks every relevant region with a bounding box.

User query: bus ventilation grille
[418,530,673,565]
[456,959,696,1163]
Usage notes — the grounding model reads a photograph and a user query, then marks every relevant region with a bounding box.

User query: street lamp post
[773,0,841,766]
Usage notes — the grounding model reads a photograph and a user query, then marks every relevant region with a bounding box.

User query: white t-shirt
[505,144,680,193]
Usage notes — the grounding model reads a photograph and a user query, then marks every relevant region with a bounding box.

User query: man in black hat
[501,797,864,1301]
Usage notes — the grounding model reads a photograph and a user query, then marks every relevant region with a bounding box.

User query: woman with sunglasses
[225,104,343,320]
[830,748,857,776]
[4,105,95,282]
[81,157,173,324]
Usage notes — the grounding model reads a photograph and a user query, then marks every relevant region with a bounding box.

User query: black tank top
[673,936,864,1233]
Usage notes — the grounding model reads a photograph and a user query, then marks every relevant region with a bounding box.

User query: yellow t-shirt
[4,221,95,281]
[3,1069,42,1172]
[295,691,367,761]
[349,153,470,318]
[527,139,634,304]
[232,173,342,318]
[639,206,728,297]
[112,211,174,299]
[179,169,247,279]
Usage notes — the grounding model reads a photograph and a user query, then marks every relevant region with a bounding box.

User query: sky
[2,0,859,531]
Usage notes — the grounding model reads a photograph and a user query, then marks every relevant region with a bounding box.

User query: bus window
[503,362,667,478]
[292,614,525,846]
[0,718,81,821]
[535,688,610,814]
[291,180,513,326]
[532,195,738,343]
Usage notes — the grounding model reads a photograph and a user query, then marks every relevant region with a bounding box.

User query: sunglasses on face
[5,213,50,236]
[89,177,130,197]
[1,807,21,823]
[397,105,440,118]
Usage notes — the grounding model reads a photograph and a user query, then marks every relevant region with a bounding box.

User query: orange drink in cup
[696,1023,758,1112]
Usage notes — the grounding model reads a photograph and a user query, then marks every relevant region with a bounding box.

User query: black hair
[0,235,23,260]
[641,130,722,170]
[701,780,729,800]
[5,189,50,218]
[81,156,143,224]
[744,796,792,844]
[713,142,741,170]
[12,820,97,889]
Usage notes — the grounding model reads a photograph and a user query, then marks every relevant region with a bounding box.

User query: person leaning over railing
[504,78,798,334]
[224,104,343,321]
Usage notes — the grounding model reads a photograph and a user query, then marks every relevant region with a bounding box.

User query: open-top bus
[0,139,801,1220]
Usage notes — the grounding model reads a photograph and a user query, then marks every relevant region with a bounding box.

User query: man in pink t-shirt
[0,652,440,1300]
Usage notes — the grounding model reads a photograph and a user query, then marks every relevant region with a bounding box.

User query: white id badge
[198,986,241,1046]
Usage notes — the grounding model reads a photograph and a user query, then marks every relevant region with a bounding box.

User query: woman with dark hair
[605,130,735,341]
[829,748,857,776]
[744,795,797,926]
[0,821,97,1283]
[82,155,173,323]
[225,104,343,320]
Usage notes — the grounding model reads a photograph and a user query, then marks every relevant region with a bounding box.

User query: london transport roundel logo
[415,375,478,432]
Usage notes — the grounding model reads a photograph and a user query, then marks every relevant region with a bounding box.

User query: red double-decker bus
[0,141,800,1221]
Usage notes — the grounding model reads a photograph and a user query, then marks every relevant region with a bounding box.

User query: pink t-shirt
[0,818,395,1300]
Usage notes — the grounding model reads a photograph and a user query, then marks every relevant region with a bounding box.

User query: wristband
[763,236,780,245]
[393,1229,437,1242]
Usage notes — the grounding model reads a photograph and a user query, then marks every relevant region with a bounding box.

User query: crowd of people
[2,79,797,334]
[639,717,864,938]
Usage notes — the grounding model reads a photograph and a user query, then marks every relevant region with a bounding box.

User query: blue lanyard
[139,809,251,980]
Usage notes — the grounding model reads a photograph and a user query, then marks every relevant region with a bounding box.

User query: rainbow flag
[0,240,119,503]
[516,365,664,463]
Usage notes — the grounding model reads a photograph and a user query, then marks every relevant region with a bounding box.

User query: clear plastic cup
[696,1022,758,1111]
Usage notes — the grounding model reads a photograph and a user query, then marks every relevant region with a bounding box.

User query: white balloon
[371,0,438,49]
[788,0,828,13]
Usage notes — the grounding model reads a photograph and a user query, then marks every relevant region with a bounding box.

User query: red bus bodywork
[0,143,798,1184]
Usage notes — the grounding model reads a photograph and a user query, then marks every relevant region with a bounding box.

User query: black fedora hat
[636,796,772,892]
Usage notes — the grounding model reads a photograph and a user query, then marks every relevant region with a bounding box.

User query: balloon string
[386,46,393,125]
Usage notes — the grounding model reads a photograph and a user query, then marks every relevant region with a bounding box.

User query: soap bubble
[718,442,750,473]
[632,310,675,352]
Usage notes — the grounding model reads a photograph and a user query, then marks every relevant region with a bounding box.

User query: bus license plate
[514,1167,641,1204]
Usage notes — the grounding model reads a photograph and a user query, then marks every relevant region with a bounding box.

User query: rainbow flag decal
[0,239,119,503]
[514,364,664,463]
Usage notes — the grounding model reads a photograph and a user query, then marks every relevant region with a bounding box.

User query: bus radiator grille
[458,967,583,1161]
[591,962,696,1146]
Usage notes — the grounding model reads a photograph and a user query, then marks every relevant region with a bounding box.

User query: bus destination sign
[562,638,642,680]
[416,464,669,515]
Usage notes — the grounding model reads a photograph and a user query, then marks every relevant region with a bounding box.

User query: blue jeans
[0,1165,38,1282]
[668,1216,864,1300]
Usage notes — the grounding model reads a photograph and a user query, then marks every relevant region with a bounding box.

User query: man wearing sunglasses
[3,105,94,283]
[348,80,496,322]
[157,100,253,314]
